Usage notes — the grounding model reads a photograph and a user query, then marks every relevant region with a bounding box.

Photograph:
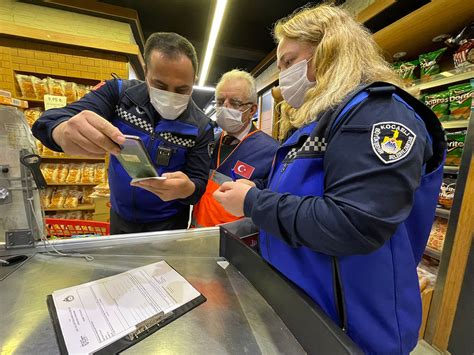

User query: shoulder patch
[371,121,416,164]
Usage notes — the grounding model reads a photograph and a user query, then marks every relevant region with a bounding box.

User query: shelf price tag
[44,95,67,110]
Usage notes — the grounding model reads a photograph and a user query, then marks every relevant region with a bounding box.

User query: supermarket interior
[0,0,472,354]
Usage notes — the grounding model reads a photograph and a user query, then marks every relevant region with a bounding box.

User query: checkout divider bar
[219,219,362,355]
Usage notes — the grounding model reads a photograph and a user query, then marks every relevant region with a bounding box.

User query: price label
[44,95,67,110]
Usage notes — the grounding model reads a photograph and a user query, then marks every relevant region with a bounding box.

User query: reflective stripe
[210,169,233,185]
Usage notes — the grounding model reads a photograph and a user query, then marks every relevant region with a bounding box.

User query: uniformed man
[32,32,214,234]
[191,70,278,227]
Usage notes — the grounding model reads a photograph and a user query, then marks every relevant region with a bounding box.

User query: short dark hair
[144,32,198,74]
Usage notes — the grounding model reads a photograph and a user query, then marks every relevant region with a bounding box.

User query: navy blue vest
[260,83,445,353]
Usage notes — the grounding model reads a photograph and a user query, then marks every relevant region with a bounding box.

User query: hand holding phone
[116,135,166,183]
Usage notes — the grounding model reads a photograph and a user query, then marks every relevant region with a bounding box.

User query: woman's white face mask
[148,83,191,120]
[279,58,315,108]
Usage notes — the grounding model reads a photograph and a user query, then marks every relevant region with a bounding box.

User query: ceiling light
[193,85,216,92]
[198,0,228,87]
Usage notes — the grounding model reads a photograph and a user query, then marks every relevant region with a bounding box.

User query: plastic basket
[45,218,110,237]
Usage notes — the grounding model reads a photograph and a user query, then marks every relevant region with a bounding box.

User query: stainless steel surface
[0,229,305,354]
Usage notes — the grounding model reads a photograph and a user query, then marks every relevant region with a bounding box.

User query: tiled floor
[411,340,445,355]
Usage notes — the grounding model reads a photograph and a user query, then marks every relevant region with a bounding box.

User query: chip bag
[449,83,473,121]
[424,91,450,121]
[394,60,418,84]
[420,48,447,80]
[445,129,466,166]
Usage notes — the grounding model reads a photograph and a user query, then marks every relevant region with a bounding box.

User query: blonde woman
[214,4,445,354]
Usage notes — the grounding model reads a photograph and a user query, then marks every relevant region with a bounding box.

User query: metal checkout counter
[0,106,361,354]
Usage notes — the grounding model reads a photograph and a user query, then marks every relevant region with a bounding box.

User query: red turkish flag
[233,160,255,179]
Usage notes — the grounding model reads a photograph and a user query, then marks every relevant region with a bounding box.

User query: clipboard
[47,294,206,355]
[46,261,207,355]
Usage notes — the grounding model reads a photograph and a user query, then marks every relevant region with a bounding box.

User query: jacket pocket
[332,257,348,332]
[340,125,371,133]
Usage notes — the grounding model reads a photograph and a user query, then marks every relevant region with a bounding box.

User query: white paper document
[52,261,201,354]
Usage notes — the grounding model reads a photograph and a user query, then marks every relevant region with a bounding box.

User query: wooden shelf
[412,68,474,92]
[44,205,95,212]
[46,182,99,186]
[425,246,441,261]
[435,208,451,219]
[19,97,75,104]
[41,155,105,161]
[444,166,459,174]
[442,120,469,130]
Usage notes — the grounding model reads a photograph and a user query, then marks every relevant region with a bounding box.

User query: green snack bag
[448,83,473,121]
[419,48,447,80]
[424,91,450,122]
[394,60,418,83]
[445,129,466,166]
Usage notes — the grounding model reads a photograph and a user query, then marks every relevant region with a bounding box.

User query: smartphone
[116,135,166,183]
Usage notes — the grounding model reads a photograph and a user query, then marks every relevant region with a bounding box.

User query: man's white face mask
[148,82,191,120]
[215,106,250,133]
[279,58,315,108]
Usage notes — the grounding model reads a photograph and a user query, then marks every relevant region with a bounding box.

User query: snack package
[15,74,36,98]
[24,108,43,127]
[427,217,448,251]
[446,129,467,166]
[41,145,56,157]
[63,189,83,208]
[65,163,83,184]
[83,212,94,221]
[92,181,110,197]
[41,163,58,183]
[448,83,473,121]
[56,163,69,183]
[417,267,437,292]
[419,48,447,80]
[64,82,77,102]
[66,211,84,220]
[424,91,450,121]
[438,175,456,209]
[81,163,96,183]
[47,77,66,96]
[35,140,43,155]
[76,85,88,99]
[82,187,94,205]
[42,187,54,208]
[454,39,474,69]
[32,77,48,99]
[49,189,69,209]
[394,60,418,84]
[94,163,107,183]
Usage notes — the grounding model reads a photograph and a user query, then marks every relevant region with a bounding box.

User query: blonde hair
[216,69,258,103]
[274,4,402,138]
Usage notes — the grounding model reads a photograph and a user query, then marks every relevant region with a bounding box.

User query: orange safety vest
[192,130,260,228]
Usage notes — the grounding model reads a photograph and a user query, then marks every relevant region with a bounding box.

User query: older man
[192,70,278,227]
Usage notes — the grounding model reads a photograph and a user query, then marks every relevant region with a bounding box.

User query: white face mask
[215,106,249,133]
[148,84,191,120]
[279,58,315,108]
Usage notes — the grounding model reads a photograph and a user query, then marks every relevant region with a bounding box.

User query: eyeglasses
[215,98,253,110]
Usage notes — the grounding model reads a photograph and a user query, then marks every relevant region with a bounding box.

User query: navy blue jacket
[243,83,446,353]
[32,79,213,223]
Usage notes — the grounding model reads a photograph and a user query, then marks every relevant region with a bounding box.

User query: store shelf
[444,166,459,174]
[40,155,105,161]
[46,182,99,186]
[435,208,451,219]
[44,205,95,212]
[424,246,441,261]
[412,68,474,91]
[442,120,469,130]
[18,97,74,104]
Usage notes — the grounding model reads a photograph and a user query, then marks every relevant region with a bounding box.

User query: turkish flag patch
[233,160,255,179]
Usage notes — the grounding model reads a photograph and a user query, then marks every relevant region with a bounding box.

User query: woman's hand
[213,181,253,217]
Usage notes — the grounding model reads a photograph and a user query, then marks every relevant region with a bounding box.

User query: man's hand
[52,110,125,157]
[213,181,253,217]
[131,171,196,201]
